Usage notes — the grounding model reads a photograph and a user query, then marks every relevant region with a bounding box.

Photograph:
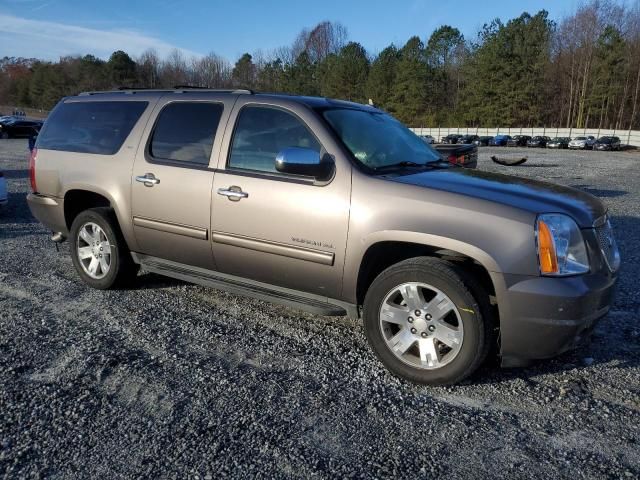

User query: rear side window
[228,106,320,173]
[149,102,223,166]
[37,101,148,155]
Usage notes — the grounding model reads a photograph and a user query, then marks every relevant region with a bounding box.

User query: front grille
[595,219,620,272]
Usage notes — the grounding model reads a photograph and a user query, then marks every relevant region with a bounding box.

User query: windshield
[322,108,441,170]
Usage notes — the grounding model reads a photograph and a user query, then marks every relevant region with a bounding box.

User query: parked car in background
[0,170,6,208]
[568,136,596,150]
[527,136,550,148]
[593,136,621,151]
[433,143,478,168]
[547,137,570,149]
[419,135,435,144]
[473,136,493,146]
[458,134,480,144]
[0,119,43,139]
[489,134,511,146]
[441,133,462,144]
[507,135,531,147]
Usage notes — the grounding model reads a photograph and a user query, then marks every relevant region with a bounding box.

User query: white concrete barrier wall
[410,127,640,147]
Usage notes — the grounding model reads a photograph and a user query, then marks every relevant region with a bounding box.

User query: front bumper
[494,268,617,367]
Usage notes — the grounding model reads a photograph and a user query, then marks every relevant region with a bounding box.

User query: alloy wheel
[77,222,112,279]
[379,282,464,370]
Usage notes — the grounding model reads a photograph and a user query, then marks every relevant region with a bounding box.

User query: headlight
[536,214,589,275]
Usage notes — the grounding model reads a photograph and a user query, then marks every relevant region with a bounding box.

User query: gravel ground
[1,140,639,479]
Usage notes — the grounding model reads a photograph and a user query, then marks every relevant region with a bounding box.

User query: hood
[388,168,605,227]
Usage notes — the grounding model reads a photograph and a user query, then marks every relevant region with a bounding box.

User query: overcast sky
[0,0,582,62]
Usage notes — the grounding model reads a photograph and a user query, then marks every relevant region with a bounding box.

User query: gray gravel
[1,140,639,479]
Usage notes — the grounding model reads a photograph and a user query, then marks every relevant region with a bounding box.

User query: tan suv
[27,89,620,385]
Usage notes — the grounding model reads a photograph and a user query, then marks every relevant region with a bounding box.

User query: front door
[211,100,351,299]
[131,95,233,269]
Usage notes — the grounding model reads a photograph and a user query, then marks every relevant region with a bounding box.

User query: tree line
[1,0,639,130]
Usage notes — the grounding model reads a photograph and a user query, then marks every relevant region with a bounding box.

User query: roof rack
[79,87,254,96]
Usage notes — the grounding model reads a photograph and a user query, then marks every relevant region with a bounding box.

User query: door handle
[136,173,160,187]
[218,186,248,201]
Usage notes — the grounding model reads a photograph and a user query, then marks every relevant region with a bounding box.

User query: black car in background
[473,136,493,146]
[527,136,550,148]
[547,137,571,149]
[507,135,531,147]
[593,136,622,151]
[0,119,43,139]
[458,134,480,144]
[441,133,463,144]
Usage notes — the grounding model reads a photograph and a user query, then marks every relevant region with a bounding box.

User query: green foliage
[107,50,136,87]
[460,12,554,126]
[389,37,429,125]
[232,53,256,88]
[319,42,369,102]
[366,45,400,110]
[284,52,318,95]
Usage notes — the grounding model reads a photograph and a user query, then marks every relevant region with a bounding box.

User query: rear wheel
[69,208,138,289]
[1,132,9,139]
[363,257,491,385]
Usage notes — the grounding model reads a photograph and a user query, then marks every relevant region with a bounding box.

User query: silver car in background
[568,136,596,150]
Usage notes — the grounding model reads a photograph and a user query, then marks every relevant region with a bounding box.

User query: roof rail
[79,87,254,96]
[172,86,254,94]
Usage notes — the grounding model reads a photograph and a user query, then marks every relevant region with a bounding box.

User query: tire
[1,132,9,139]
[69,207,138,289]
[363,257,492,386]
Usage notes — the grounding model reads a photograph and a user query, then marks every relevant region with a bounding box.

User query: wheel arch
[62,185,137,251]
[350,234,502,360]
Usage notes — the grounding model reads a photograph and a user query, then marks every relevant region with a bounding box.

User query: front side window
[228,106,321,173]
[149,102,223,165]
[37,101,148,155]
[322,108,441,171]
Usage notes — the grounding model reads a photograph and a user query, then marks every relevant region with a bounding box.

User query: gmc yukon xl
[27,89,620,385]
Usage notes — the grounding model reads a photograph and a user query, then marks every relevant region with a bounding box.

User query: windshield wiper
[375,160,447,172]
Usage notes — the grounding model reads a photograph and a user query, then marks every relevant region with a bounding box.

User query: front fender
[341,229,501,304]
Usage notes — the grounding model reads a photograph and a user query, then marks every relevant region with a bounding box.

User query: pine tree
[232,53,256,88]
[319,42,369,102]
[365,45,399,110]
[390,36,429,125]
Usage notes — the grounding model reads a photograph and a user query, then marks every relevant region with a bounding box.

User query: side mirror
[275,147,334,181]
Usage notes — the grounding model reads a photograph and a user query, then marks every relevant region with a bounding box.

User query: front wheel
[363,257,491,385]
[69,208,138,289]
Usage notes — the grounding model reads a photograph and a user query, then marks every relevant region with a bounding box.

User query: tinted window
[228,106,320,173]
[149,102,222,165]
[37,101,148,154]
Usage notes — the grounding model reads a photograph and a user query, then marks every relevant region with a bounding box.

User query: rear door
[130,93,235,269]
[210,98,352,298]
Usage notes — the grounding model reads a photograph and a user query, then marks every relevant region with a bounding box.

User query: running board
[131,253,350,317]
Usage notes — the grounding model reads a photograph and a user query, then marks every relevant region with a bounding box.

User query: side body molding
[212,231,335,266]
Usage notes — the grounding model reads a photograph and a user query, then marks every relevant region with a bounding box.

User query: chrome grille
[595,219,620,271]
